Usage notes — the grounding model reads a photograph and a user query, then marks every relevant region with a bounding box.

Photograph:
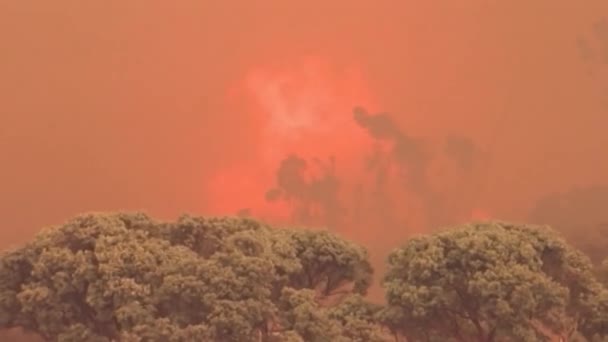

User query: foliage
[379,221,602,342]
[327,294,386,341]
[579,263,608,340]
[5,212,608,341]
[0,212,379,341]
[278,228,373,297]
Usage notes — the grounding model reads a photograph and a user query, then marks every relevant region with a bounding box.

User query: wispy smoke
[579,18,608,117]
[529,185,608,263]
[262,106,488,235]
[265,154,343,227]
[593,18,608,64]
[578,18,608,65]
[444,136,482,174]
[353,106,431,196]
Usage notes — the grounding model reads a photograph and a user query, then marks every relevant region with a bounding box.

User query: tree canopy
[3,214,608,341]
[379,221,606,342]
[0,213,377,341]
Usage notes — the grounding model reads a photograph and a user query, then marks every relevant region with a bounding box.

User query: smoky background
[1,0,608,305]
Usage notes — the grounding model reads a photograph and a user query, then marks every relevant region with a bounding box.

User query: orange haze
[206,56,378,222]
[2,1,608,309]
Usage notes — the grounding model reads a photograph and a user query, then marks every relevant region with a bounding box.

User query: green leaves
[381,221,600,341]
[11,213,606,341]
[283,229,373,297]
[0,212,378,341]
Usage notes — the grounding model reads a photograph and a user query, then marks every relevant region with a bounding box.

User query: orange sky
[1,0,608,254]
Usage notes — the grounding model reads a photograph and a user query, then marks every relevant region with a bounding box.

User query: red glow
[205,56,378,222]
[470,208,492,221]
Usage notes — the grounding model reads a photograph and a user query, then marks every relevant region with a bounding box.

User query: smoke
[592,18,608,64]
[350,107,490,231]
[529,185,608,263]
[578,18,608,103]
[204,56,375,225]
[353,106,431,195]
[203,56,494,252]
[578,19,608,66]
[444,136,483,174]
[206,16,608,271]
[265,154,343,227]
[5,0,608,314]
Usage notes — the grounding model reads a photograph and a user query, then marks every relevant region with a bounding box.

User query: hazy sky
[1,1,608,252]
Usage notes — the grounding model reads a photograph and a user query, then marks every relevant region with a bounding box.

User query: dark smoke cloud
[353,106,431,195]
[444,136,484,174]
[529,185,608,264]
[265,154,343,227]
[353,107,404,140]
[358,146,405,231]
[525,19,608,265]
[353,108,491,230]
[261,107,488,235]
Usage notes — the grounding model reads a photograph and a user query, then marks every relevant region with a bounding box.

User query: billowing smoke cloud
[353,107,431,196]
[259,103,489,238]
[204,56,493,252]
[265,154,343,227]
[529,185,608,264]
[444,136,483,174]
[204,56,375,226]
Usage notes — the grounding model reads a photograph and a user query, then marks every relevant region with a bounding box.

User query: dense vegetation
[1,213,608,341]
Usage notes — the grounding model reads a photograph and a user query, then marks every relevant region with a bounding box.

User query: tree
[326,294,386,342]
[277,228,373,299]
[0,212,381,341]
[576,284,608,341]
[576,259,608,341]
[269,288,386,342]
[379,221,601,342]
